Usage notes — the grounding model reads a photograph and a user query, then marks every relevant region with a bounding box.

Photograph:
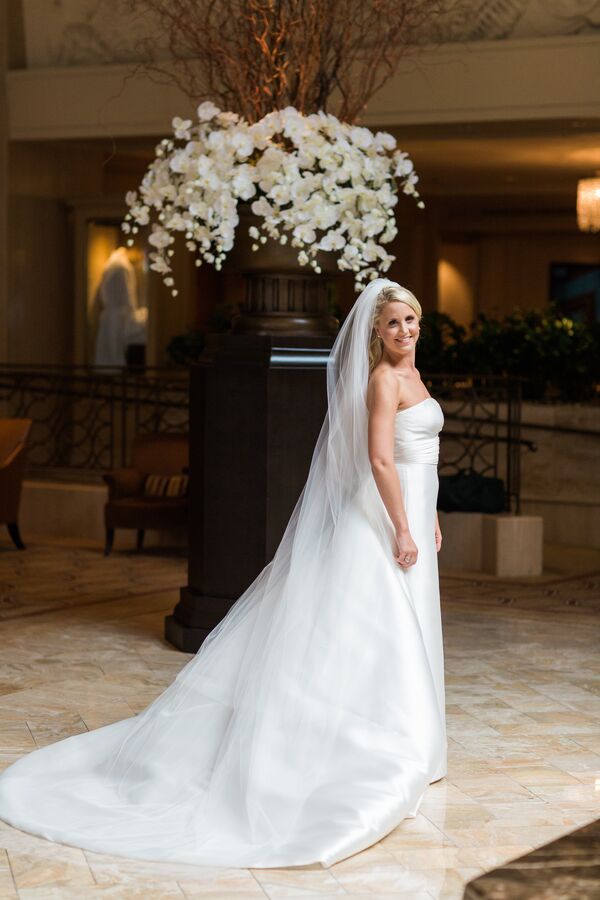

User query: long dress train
[0,375,447,869]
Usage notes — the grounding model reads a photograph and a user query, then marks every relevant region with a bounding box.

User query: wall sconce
[577,177,600,233]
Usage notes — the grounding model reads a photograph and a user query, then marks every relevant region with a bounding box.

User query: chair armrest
[0,442,26,472]
[103,468,145,499]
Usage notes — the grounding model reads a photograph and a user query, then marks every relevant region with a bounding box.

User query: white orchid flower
[349,126,373,149]
[374,131,396,152]
[172,117,192,140]
[251,197,274,218]
[229,131,254,160]
[217,111,240,126]
[197,101,220,121]
[293,224,317,244]
[149,252,170,274]
[148,226,172,249]
[394,152,415,177]
[318,232,346,252]
[232,172,256,200]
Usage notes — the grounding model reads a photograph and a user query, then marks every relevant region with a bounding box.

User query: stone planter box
[438,511,543,577]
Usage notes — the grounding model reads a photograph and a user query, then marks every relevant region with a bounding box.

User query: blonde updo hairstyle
[368,284,422,374]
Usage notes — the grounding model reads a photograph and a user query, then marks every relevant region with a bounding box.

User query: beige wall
[7,193,72,363]
[436,201,600,320]
[477,234,600,316]
[438,232,600,322]
[7,142,102,364]
[148,238,197,366]
[387,202,441,314]
[438,243,478,327]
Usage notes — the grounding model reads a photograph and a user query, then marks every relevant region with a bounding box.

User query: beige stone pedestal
[439,511,544,577]
[438,512,484,572]
[482,514,543,577]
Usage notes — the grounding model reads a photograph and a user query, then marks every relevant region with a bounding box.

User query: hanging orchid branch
[127,0,446,123]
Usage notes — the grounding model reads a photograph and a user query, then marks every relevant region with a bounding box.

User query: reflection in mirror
[86,222,149,367]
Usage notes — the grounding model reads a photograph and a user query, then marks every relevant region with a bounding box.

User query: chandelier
[577,177,600,233]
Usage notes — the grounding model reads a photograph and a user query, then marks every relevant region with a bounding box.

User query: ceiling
[10,0,600,69]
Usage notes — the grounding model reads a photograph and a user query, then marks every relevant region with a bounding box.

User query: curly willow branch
[127,0,448,122]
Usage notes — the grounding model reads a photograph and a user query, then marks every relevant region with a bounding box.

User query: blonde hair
[368,285,422,374]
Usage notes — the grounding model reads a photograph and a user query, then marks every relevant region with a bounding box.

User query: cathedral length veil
[0,277,446,867]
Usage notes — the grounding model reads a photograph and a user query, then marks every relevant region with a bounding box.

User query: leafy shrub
[168,303,599,402]
[417,306,599,402]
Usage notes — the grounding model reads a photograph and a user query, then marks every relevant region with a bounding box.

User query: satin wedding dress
[0,279,447,868]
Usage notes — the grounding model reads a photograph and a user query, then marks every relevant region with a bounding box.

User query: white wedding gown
[0,397,447,868]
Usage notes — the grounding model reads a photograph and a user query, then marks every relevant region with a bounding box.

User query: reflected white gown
[0,398,446,868]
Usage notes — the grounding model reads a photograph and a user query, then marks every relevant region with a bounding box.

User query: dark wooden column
[165,332,332,652]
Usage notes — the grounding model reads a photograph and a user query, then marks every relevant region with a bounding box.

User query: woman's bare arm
[435,510,442,552]
[367,371,418,567]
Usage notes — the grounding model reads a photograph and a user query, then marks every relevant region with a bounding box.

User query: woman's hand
[434,515,442,552]
[395,529,418,568]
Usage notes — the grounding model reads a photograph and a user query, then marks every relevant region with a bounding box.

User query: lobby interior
[0,1,599,898]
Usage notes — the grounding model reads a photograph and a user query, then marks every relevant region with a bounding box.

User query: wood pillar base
[164,615,210,654]
[165,333,333,653]
[165,587,235,653]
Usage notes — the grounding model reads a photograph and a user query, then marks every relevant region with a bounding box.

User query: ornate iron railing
[0,366,531,509]
[424,373,533,513]
[0,366,189,476]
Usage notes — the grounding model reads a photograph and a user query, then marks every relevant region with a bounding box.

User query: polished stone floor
[0,541,598,899]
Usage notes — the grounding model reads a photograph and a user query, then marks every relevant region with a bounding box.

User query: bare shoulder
[367,365,401,413]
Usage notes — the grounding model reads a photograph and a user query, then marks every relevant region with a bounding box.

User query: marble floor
[0,541,599,899]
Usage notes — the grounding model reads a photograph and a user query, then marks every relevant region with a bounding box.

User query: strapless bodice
[394,397,444,465]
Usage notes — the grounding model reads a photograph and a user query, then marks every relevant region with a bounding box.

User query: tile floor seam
[248,867,272,898]
[82,850,99,886]
[22,722,36,750]
[3,848,18,899]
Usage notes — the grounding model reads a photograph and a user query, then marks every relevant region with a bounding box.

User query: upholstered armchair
[103,433,189,555]
[0,418,32,550]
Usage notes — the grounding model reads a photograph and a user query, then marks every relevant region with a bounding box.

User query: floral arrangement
[123,103,422,293]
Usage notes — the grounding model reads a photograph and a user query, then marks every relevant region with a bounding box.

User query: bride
[0,278,447,868]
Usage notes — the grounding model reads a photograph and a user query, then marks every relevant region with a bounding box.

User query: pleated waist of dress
[393,437,439,465]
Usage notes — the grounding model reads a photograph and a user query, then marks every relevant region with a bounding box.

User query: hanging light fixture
[577,177,600,233]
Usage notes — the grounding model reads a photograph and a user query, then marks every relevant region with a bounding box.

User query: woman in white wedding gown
[0,278,447,868]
